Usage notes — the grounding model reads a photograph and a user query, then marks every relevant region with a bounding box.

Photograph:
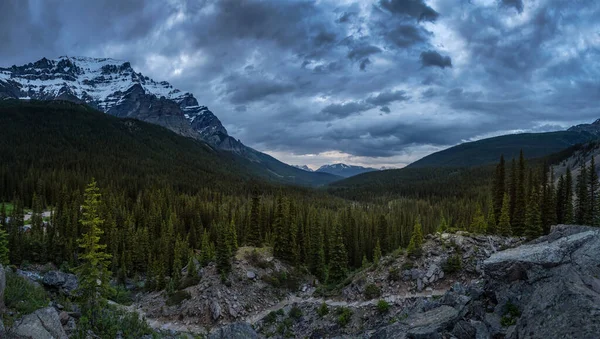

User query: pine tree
[187,252,198,279]
[493,155,506,218]
[565,167,574,223]
[373,239,382,265]
[512,151,527,235]
[486,195,497,234]
[216,224,231,274]
[498,193,512,236]
[556,174,566,224]
[437,215,448,233]
[199,229,212,266]
[327,222,348,283]
[509,158,517,221]
[247,193,261,246]
[525,185,543,239]
[407,216,424,257]
[377,215,388,254]
[576,162,589,224]
[74,179,112,325]
[470,204,487,234]
[590,157,599,226]
[272,196,286,259]
[309,219,327,282]
[0,224,9,265]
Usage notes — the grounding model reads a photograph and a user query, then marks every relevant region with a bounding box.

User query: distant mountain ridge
[0,56,338,186]
[316,163,378,178]
[407,130,596,168]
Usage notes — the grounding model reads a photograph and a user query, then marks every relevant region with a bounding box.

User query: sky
[1,0,599,169]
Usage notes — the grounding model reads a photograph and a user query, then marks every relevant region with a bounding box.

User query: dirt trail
[124,289,448,334]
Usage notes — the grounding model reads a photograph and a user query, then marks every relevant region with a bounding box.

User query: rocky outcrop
[42,270,78,295]
[481,224,600,338]
[0,264,5,312]
[10,306,68,339]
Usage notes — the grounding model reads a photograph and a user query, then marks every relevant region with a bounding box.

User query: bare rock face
[10,306,68,339]
[482,224,600,338]
[208,322,260,339]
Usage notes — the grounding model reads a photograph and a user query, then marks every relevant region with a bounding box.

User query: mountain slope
[408,131,594,168]
[316,163,377,178]
[0,56,337,186]
[0,100,336,198]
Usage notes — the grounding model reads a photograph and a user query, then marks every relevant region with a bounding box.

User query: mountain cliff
[316,163,377,178]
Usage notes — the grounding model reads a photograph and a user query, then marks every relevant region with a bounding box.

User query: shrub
[245,249,273,269]
[376,300,390,314]
[401,261,414,270]
[336,307,353,327]
[109,285,133,306]
[442,253,462,274]
[289,306,303,320]
[4,270,49,319]
[166,290,191,306]
[388,267,400,282]
[501,301,521,327]
[364,283,381,299]
[317,302,329,317]
[74,304,153,338]
[264,310,279,324]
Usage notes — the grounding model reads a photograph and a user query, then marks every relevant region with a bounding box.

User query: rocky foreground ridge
[1,225,598,338]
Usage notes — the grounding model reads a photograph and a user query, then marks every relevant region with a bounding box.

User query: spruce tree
[437,215,448,233]
[377,215,388,254]
[308,220,327,282]
[216,224,231,274]
[74,179,112,325]
[0,224,9,265]
[509,158,517,221]
[407,216,424,257]
[498,193,512,236]
[556,174,566,224]
[493,155,506,218]
[470,204,487,234]
[247,193,261,246]
[327,222,348,283]
[576,162,589,224]
[199,229,212,266]
[565,167,574,223]
[373,239,382,265]
[525,185,543,239]
[486,196,497,234]
[590,157,599,226]
[512,151,527,235]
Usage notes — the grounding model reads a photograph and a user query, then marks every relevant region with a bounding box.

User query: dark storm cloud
[366,90,410,106]
[2,0,599,166]
[420,51,452,68]
[379,0,439,22]
[320,102,373,119]
[501,0,524,13]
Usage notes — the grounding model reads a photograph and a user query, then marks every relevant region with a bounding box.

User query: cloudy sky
[2,0,599,168]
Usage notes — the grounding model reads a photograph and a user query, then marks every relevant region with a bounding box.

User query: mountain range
[0,56,339,186]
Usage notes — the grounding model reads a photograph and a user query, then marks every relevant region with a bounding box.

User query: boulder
[0,264,5,312]
[10,306,68,339]
[211,300,222,320]
[42,271,78,294]
[405,305,460,338]
[209,322,260,339]
[246,271,256,280]
[482,225,600,339]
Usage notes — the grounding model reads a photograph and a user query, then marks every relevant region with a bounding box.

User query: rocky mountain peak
[0,56,234,150]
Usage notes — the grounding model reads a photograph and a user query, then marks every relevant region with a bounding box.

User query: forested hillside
[408,131,592,168]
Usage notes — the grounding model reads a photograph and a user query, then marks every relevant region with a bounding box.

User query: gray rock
[470,320,489,339]
[416,278,423,292]
[426,264,439,279]
[208,322,260,339]
[211,301,221,320]
[246,271,256,280]
[11,306,68,339]
[406,305,460,338]
[452,320,476,339]
[483,225,600,339]
[42,271,78,294]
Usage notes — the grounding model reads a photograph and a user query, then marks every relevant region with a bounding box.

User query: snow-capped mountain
[292,165,314,172]
[0,56,244,152]
[316,163,378,178]
[0,56,344,186]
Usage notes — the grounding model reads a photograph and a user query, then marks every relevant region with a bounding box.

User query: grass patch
[4,270,49,325]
